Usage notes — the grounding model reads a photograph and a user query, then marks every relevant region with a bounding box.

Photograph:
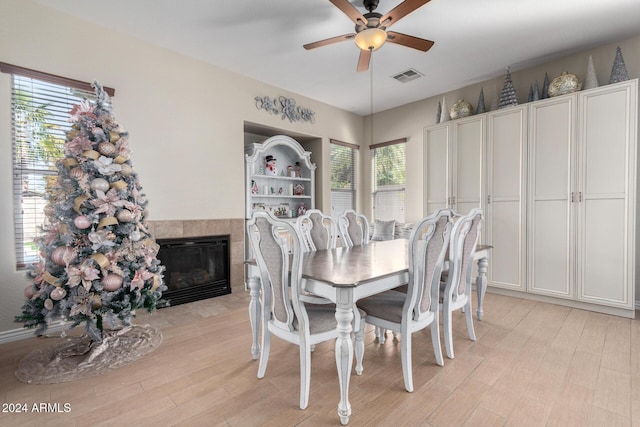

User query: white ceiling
[37,0,640,115]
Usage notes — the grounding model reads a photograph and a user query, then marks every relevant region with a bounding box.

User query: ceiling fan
[304,0,435,72]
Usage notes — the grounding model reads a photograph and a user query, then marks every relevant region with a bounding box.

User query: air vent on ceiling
[391,68,424,83]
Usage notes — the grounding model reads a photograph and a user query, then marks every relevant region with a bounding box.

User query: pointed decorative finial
[609,46,629,84]
[584,55,599,90]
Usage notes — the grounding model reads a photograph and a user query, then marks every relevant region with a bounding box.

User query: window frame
[1,62,115,269]
[330,138,359,217]
[370,138,407,223]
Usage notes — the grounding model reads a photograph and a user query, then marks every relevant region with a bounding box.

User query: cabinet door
[486,107,526,291]
[424,123,451,215]
[528,96,577,298]
[452,116,484,214]
[576,81,637,308]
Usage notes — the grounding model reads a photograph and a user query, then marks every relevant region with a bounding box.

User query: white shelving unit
[244,135,316,220]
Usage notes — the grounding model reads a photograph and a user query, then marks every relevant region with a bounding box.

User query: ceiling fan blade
[379,0,432,28]
[386,31,434,52]
[329,0,367,25]
[357,49,371,72]
[304,33,355,50]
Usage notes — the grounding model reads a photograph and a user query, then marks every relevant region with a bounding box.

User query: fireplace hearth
[156,235,231,306]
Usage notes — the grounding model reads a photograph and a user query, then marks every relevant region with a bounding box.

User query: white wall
[0,0,362,337]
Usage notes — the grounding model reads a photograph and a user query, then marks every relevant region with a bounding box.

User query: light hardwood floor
[1,289,639,426]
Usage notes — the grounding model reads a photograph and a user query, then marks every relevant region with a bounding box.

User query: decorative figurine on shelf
[295,162,302,178]
[265,155,278,176]
[293,183,305,196]
[251,180,259,194]
[278,187,284,195]
[297,202,307,217]
[287,165,294,177]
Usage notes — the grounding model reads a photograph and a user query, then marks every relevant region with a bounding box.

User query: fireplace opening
[156,235,231,306]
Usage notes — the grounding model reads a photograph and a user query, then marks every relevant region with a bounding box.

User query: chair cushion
[357,290,406,323]
[371,219,396,241]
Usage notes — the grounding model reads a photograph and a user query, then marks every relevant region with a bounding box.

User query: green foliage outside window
[373,144,405,186]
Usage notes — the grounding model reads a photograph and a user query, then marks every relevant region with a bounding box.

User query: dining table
[245,238,491,425]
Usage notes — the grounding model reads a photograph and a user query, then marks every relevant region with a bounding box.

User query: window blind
[4,66,111,268]
[371,138,406,222]
[330,139,359,217]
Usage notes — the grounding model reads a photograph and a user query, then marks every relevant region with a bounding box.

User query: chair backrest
[296,209,337,252]
[406,210,453,320]
[337,210,370,247]
[445,208,483,300]
[246,212,306,332]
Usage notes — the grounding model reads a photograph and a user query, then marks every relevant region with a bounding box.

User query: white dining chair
[246,211,365,409]
[356,212,451,392]
[383,209,455,343]
[440,208,482,359]
[338,209,370,247]
[295,209,365,365]
[296,209,338,251]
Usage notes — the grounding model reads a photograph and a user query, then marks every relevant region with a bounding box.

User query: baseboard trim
[0,321,68,345]
[486,286,636,319]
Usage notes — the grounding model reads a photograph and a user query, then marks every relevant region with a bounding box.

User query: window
[371,138,406,223]
[330,139,359,217]
[0,63,115,268]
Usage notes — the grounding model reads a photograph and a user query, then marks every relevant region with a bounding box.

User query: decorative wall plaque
[255,95,316,124]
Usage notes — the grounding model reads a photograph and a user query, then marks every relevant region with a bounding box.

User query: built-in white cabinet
[424,115,485,215]
[528,80,638,311]
[245,135,315,220]
[527,95,576,299]
[485,106,527,292]
[424,79,638,317]
[576,83,637,307]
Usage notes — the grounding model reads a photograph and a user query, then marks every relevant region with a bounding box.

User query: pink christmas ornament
[51,246,76,266]
[98,142,117,156]
[74,215,92,229]
[50,287,67,301]
[102,273,123,291]
[120,163,133,176]
[44,298,54,310]
[69,167,85,179]
[24,285,35,299]
[90,178,109,192]
[117,209,134,223]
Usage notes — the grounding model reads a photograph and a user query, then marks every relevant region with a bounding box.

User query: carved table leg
[335,288,354,425]
[247,276,261,360]
[476,257,488,321]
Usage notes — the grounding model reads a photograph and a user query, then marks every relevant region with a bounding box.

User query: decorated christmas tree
[16,82,166,343]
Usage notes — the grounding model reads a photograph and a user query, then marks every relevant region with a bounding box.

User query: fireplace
[156,235,231,306]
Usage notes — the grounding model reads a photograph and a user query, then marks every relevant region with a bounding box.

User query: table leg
[335,288,354,425]
[476,257,488,321]
[247,276,261,360]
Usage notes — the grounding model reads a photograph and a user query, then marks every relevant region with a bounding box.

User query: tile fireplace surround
[146,219,245,293]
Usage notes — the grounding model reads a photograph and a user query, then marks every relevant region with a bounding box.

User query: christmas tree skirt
[15,324,162,384]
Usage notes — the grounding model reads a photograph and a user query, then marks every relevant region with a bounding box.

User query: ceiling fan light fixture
[354,27,387,51]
